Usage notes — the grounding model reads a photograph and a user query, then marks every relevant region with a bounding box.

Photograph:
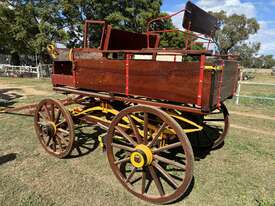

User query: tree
[211,11,260,55]
[0,0,201,65]
[58,0,162,47]
[231,42,260,67]
[209,11,261,67]
[0,1,68,64]
[262,55,275,69]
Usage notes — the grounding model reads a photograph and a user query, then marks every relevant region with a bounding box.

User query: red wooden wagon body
[33,1,240,204]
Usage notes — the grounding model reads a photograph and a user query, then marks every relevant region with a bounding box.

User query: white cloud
[168,0,257,30]
[250,21,275,55]
[197,0,256,18]
[165,1,275,55]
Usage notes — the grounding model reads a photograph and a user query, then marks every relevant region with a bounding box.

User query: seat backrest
[104,27,159,50]
[183,1,218,37]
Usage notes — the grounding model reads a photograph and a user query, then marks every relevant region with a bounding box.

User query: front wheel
[106,105,194,204]
[34,98,75,158]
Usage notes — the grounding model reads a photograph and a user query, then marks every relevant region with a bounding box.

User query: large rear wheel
[106,105,194,204]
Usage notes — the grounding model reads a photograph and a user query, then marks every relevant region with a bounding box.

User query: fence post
[37,65,40,79]
[235,81,241,105]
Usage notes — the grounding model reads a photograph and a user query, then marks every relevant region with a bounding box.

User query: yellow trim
[130,152,145,168]
[47,44,58,59]
[204,66,223,70]
[169,113,203,134]
[68,49,73,61]
[70,105,203,144]
[135,144,153,165]
[48,121,57,136]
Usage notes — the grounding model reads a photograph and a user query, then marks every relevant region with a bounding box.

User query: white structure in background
[0,64,52,79]
[133,52,182,62]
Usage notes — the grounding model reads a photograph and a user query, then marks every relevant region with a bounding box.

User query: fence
[0,64,52,79]
[235,81,275,105]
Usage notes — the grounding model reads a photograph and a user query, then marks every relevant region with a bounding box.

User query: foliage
[231,42,260,67]
[209,11,275,68]
[211,11,260,55]
[250,55,275,69]
[0,1,69,64]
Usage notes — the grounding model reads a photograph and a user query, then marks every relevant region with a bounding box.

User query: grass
[232,73,275,115]
[0,76,275,206]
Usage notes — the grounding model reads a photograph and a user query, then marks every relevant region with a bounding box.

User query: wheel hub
[130,144,153,168]
[42,122,57,137]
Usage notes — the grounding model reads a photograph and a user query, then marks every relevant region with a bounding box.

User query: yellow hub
[48,121,57,136]
[130,144,153,168]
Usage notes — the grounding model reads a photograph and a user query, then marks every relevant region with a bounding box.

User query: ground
[0,76,274,206]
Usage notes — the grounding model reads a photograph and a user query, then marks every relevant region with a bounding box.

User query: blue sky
[162,0,275,56]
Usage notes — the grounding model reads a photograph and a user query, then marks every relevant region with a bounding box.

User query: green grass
[233,73,275,115]
[0,77,275,206]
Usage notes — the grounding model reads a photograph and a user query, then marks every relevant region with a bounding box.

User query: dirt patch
[0,83,52,96]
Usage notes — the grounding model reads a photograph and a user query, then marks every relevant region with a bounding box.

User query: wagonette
[35,1,239,204]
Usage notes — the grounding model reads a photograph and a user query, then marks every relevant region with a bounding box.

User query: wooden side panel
[75,60,125,94]
[52,74,75,87]
[128,61,201,104]
[202,70,215,111]
[220,60,239,101]
[75,59,213,109]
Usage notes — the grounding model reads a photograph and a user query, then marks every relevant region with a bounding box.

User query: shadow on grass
[67,125,103,159]
[0,88,23,108]
[192,143,225,161]
[0,153,17,166]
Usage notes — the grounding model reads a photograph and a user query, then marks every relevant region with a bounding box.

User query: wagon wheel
[190,102,229,149]
[106,105,194,204]
[34,98,75,158]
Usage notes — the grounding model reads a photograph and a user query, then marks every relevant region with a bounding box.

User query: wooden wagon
[34,1,239,204]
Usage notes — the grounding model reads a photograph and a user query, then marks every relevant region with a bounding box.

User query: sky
[161,0,275,56]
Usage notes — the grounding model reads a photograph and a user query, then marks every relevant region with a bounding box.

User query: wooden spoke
[56,120,67,128]
[115,126,137,146]
[43,105,51,120]
[148,165,165,196]
[204,118,225,122]
[51,103,55,121]
[114,157,130,165]
[55,109,61,124]
[127,115,142,144]
[141,171,146,194]
[45,135,52,146]
[126,167,137,183]
[38,112,48,121]
[152,161,179,188]
[57,128,70,135]
[143,113,148,144]
[154,155,185,170]
[37,121,47,126]
[56,133,68,146]
[153,142,182,153]
[52,139,57,152]
[55,135,63,149]
[148,122,167,147]
[111,143,135,152]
